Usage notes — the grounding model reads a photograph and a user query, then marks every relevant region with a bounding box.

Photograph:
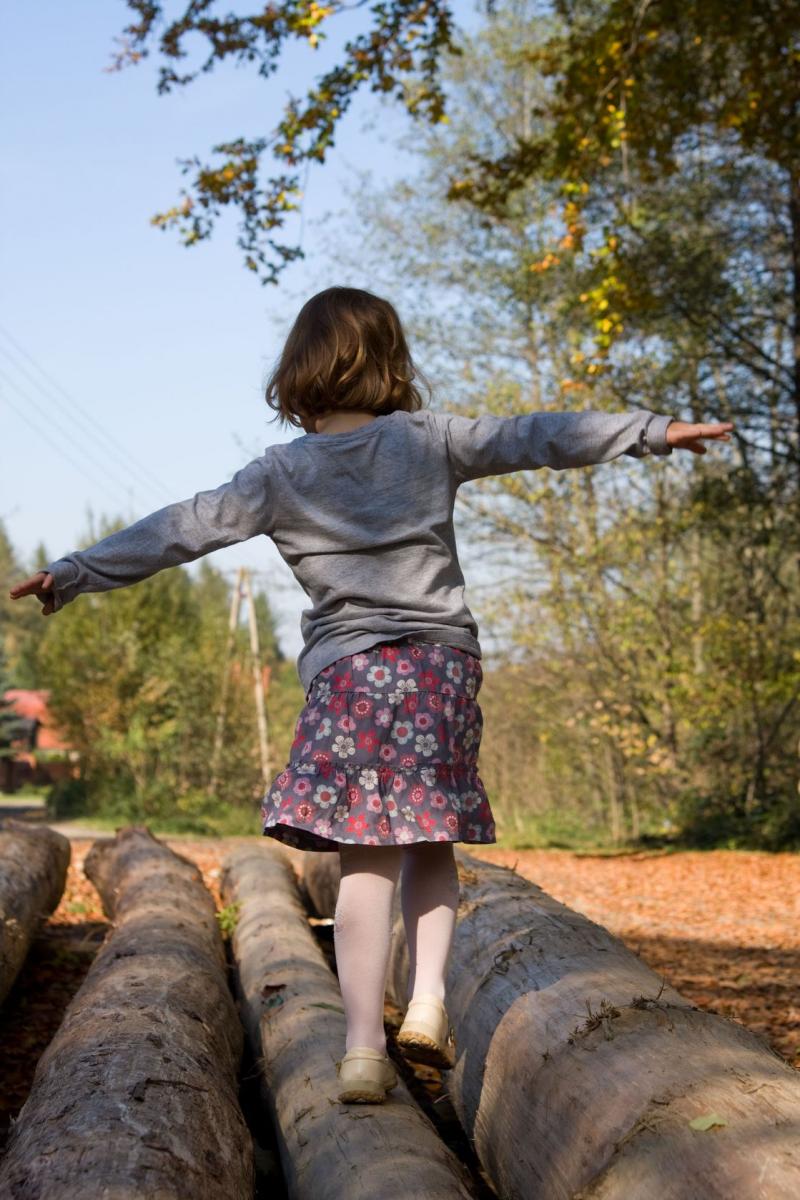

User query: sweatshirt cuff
[645,414,674,456]
[39,559,79,614]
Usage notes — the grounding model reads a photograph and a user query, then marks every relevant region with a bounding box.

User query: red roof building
[1,689,77,793]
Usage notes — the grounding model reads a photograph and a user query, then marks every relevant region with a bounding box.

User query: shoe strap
[343,1046,390,1062]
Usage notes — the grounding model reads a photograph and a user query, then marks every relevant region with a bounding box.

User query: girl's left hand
[666,420,734,454]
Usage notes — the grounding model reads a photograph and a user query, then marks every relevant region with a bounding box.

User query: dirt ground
[1,839,797,1149]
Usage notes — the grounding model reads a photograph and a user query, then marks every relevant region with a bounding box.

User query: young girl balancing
[11,287,733,1104]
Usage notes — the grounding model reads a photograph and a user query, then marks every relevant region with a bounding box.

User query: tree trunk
[302,849,800,1200]
[220,842,477,1200]
[0,819,70,1006]
[788,165,800,479]
[0,826,253,1200]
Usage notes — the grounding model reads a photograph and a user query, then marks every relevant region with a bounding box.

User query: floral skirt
[261,638,496,852]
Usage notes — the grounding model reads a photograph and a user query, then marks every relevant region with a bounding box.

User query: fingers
[9,573,46,599]
[667,420,735,453]
[697,424,733,440]
[9,572,54,602]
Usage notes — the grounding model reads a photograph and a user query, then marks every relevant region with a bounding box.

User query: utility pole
[208,567,272,796]
[242,568,272,785]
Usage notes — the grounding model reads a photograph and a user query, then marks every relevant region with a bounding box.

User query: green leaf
[688,1112,728,1131]
[308,1001,345,1013]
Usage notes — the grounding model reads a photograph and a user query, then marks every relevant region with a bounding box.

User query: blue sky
[1,1,476,659]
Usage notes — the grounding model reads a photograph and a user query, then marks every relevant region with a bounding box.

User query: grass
[0,789,50,807]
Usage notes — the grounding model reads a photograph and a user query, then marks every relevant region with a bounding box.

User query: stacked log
[221,841,478,1200]
[303,848,800,1200]
[0,827,253,1200]
[0,819,70,1005]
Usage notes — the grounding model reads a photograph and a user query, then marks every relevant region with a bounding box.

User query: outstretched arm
[430,407,732,485]
[10,451,274,616]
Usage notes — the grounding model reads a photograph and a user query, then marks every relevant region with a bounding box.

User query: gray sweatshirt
[42,405,674,693]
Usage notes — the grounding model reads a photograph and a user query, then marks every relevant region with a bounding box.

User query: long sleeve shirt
[41,405,674,693]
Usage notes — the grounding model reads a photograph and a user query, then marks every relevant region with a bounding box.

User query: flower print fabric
[261,639,496,852]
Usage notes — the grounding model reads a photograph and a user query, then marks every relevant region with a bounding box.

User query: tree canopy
[325,0,800,848]
[114,0,799,290]
[113,0,460,281]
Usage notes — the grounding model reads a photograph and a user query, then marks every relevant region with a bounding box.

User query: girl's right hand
[9,571,56,616]
[665,420,734,453]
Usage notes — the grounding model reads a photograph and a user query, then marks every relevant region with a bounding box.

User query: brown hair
[264,287,429,431]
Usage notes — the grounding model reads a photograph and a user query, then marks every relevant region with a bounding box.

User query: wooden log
[0,819,70,1005]
[0,826,253,1200]
[300,849,341,921]
[220,842,477,1200]
[303,848,800,1200]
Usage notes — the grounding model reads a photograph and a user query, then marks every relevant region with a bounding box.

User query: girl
[10,286,733,1104]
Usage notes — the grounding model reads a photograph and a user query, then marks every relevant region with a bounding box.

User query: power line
[0,383,134,517]
[0,324,175,505]
[0,340,170,510]
[0,366,146,513]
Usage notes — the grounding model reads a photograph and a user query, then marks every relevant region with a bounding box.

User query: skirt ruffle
[261,759,495,852]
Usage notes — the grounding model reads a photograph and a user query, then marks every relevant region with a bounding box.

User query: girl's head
[265,287,429,432]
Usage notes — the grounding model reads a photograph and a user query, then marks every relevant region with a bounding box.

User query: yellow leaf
[689,1113,727,1131]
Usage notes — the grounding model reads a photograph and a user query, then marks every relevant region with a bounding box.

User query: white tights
[334,842,460,1053]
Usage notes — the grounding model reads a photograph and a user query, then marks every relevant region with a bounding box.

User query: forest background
[1,0,798,850]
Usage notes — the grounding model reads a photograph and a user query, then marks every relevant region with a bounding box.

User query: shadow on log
[302,848,800,1200]
[0,820,70,1006]
[221,841,478,1200]
[0,826,254,1200]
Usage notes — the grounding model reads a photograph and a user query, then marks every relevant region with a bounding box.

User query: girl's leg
[334,844,404,1054]
[400,842,460,1003]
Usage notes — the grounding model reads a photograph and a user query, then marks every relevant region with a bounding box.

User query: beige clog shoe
[396,993,456,1069]
[337,1046,399,1104]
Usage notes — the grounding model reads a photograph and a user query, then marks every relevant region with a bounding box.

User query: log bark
[220,841,477,1200]
[0,826,254,1200]
[303,848,800,1200]
[0,819,70,1005]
